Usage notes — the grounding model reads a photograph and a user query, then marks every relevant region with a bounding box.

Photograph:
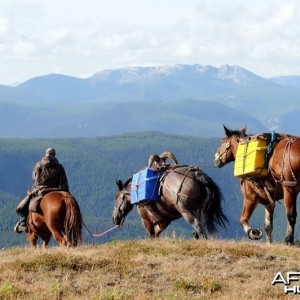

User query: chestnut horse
[214,125,300,244]
[27,191,82,248]
[112,166,228,239]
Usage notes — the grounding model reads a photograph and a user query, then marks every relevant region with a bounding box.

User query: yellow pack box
[234,139,268,178]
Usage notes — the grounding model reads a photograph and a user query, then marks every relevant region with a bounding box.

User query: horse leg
[27,232,38,248]
[47,225,67,246]
[140,217,156,238]
[41,234,52,249]
[153,224,163,238]
[63,233,69,246]
[283,189,297,245]
[240,198,262,240]
[63,233,74,247]
[264,203,275,244]
[181,211,207,240]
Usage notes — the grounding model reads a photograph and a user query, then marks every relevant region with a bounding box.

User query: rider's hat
[45,148,56,157]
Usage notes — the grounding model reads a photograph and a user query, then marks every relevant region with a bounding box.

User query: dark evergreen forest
[0,131,289,248]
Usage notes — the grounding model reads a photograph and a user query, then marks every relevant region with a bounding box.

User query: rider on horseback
[14,148,69,233]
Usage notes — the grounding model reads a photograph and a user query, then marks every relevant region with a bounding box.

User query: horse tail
[63,195,83,246]
[195,170,228,233]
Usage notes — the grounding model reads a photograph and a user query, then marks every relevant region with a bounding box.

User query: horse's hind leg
[181,212,207,239]
[27,232,38,248]
[192,222,207,240]
[283,189,297,245]
[48,226,67,246]
[41,234,52,248]
[141,218,158,238]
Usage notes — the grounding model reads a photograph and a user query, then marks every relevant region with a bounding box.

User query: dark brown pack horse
[112,166,228,239]
[214,125,300,244]
[27,191,83,248]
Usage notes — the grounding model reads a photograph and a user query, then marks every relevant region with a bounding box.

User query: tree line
[0,132,289,248]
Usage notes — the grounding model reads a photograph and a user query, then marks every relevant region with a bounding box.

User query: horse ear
[223,125,232,137]
[116,180,123,190]
[241,126,247,137]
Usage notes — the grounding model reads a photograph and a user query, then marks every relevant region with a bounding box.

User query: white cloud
[0,17,10,36]
[12,40,36,57]
[1,0,300,84]
[42,28,72,47]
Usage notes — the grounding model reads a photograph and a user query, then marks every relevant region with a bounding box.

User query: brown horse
[112,166,228,239]
[214,125,300,244]
[27,191,82,248]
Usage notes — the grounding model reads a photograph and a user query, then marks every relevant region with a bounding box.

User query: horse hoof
[247,228,263,240]
[193,231,199,239]
[285,237,294,245]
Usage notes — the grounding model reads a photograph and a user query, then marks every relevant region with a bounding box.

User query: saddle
[29,188,66,212]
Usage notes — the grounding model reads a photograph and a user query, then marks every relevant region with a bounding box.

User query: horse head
[112,179,133,226]
[214,125,247,168]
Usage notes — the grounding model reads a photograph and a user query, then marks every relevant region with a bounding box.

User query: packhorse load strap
[144,165,202,222]
[282,180,300,187]
[279,138,299,186]
[142,200,180,220]
[160,165,202,202]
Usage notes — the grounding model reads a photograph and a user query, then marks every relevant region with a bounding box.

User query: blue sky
[0,0,300,85]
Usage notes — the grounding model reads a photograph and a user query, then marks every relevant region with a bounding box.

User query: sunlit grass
[0,238,299,299]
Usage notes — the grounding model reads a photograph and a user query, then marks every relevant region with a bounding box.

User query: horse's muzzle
[213,154,223,168]
[112,215,119,225]
[112,214,124,226]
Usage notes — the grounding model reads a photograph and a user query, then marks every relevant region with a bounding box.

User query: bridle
[215,136,233,164]
[113,191,132,224]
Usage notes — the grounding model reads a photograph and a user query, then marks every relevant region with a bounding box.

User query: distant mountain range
[1,64,300,138]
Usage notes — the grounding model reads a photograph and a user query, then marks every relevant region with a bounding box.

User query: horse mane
[232,129,248,137]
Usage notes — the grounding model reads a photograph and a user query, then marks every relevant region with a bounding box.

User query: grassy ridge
[0,238,297,299]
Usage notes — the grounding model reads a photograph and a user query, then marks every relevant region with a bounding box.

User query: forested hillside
[0,132,289,248]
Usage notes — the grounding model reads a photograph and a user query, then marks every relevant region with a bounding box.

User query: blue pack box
[131,168,162,205]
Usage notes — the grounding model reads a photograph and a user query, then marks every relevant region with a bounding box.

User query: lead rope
[91,225,120,237]
[82,218,120,238]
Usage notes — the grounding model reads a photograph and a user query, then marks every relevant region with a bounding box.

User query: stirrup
[14,221,27,233]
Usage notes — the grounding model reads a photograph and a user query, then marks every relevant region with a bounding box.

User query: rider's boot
[14,213,28,233]
[14,196,30,233]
